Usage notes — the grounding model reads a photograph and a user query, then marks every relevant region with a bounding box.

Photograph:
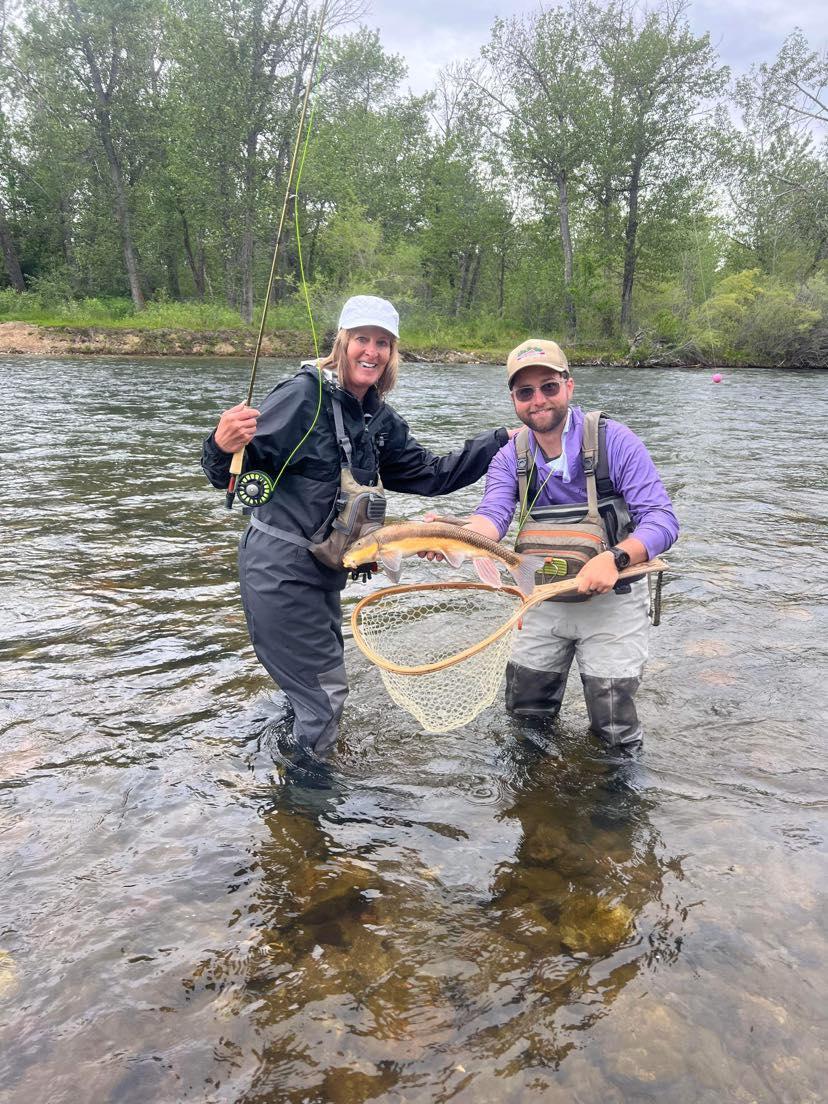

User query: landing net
[351,561,669,733]
[352,582,524,733]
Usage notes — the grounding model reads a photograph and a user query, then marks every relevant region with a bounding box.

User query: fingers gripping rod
[226,0,330,509]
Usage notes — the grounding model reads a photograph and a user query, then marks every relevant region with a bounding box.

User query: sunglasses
[511,376,569,403]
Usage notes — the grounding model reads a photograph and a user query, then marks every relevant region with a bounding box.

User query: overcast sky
[360,0,827,95]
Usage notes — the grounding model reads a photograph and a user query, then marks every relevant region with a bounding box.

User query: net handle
[351,559,670,676]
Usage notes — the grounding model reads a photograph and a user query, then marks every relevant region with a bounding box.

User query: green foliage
[690,270,822,364]
[0,288,247,329]
[0,5,824,364]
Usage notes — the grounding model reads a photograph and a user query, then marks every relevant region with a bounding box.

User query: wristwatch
[608,545,631,571]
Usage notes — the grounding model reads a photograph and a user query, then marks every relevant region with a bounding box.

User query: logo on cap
[515,345,548,362]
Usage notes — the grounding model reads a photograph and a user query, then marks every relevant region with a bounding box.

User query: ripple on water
[0,359,826,1103]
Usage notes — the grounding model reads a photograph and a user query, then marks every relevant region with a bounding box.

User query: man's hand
[576,551,619,595]
[416,512,499,560]
[214,403,261,453]
[576,538,648,595]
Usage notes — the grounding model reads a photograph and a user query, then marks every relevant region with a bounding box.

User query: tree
[11,0,171,308]
[479,6,597,337]
[587,0,727,334]
[0,0,26,290]
[730,30,828,279]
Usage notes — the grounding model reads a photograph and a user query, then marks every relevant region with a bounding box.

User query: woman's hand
[214,403,261,453]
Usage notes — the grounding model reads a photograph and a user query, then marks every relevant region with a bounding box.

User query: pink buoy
[712,373,722,383]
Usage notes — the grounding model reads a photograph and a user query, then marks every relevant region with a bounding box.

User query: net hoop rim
[350,581,525,676]
[350,559,670,677]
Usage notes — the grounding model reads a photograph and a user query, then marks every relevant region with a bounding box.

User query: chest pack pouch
[514,411,633,602]
[247,376,386,571]
[307,389,387,571]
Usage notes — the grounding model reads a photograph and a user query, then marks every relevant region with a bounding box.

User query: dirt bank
[0,320,736,367]
[0,321,315,358]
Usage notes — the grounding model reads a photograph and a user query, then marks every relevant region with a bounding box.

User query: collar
[299,363,382,414]
[528,408,573,482]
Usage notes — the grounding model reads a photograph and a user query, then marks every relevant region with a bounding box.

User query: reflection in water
[180,731,684,1102]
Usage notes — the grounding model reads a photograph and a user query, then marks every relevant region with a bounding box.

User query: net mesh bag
[350,559,669,734]
[351,582,525,733]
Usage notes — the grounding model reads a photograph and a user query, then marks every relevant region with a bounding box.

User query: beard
[521,405,568,435]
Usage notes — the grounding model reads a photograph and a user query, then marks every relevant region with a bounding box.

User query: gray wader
[510,411,649,747]
[239,524,348,757]
[201,365,509,757]
[506,577,650,747]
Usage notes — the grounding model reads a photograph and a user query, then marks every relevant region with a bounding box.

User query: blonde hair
[319,328,399,399]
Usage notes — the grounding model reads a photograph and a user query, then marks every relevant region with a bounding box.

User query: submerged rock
[558,894,634,955]
[0,950,19,999]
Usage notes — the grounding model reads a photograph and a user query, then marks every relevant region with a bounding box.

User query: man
[463,339,679,747]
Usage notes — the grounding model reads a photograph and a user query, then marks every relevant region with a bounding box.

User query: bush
[690,269,822,365]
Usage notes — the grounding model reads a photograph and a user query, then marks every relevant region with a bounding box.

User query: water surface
[1,358,825,1102]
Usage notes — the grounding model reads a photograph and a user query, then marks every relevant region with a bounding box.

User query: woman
[202,295,510,757]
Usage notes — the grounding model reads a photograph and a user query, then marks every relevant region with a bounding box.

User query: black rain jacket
[202,365,508,589]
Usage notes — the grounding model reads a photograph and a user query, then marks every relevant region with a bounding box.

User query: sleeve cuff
[204,431,230,457]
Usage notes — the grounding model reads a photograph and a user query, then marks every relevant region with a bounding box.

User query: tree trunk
[180,211,206,299]
[71,8,146,310]
[620,158,642,336]
[453,251,468,317]
[164,246,181,299]
[240,131,258,324]
[57,195,76,285]
[498,246,506,318]
[98,118,145,309]
[465,246,482,311]
[0,197,26,291]
[556,171,576,339]
[599,181,615,337]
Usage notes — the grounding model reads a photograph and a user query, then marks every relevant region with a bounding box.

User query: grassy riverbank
[0,318,683,366]
[0,295,689,366]
[0,292,795,367]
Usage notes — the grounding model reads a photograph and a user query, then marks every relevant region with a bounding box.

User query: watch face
[613,548,630,569]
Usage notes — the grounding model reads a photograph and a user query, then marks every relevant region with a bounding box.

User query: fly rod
[226,0,329,510]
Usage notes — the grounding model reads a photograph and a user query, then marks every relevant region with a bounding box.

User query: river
[1,357,825,1103]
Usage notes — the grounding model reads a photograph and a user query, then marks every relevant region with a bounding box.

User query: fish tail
[511,554,544,597]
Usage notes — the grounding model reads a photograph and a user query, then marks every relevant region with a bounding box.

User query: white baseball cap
[337,295,399,339]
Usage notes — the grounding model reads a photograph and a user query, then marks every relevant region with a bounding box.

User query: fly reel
[235,471,275,508]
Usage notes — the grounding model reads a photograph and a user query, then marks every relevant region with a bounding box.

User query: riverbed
[1,357,825,1103]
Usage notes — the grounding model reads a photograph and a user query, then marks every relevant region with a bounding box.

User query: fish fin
[380,551,403,583]
[444,549,466,568]
[473,556,502,589]
[511,554,544,597]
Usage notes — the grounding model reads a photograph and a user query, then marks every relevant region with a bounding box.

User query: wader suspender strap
[248,390,350,550]
[515,426,531,512]
[580,410,603,524]
[331,391,353,472]
[515,413,603,521]
[249,514,312,547]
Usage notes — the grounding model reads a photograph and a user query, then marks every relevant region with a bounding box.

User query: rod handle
[225,448,245,510]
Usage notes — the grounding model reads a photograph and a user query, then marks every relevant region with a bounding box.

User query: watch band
[609,545,631,571]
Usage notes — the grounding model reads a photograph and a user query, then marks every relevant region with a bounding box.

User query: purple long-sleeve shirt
[475,406,679,559]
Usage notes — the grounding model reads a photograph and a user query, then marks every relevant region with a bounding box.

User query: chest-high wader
[514,410,635,603]
[248,385,386,571]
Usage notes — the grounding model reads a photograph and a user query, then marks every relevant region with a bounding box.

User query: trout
[342,521,543,596]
